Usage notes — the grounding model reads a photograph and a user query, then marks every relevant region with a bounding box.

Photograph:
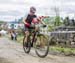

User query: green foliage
[48,25,55,31]
[54,16,62,26]
[0,27,2,31]
[43,17,55,31]
[0,21,4,23]
[50,46,75,55]
[63,17,69,26]
[41,16,64,31]
[0,21,6,24]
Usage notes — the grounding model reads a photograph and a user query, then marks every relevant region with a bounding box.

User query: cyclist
[23,6,46,47]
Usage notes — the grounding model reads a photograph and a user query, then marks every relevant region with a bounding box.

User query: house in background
[7,21,19,29]
[7,18,24,30]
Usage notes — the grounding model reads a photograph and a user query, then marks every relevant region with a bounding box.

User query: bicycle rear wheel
[23,36,31,53]
[35,34,49,58]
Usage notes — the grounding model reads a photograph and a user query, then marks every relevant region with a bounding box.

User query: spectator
[10,30,17,40]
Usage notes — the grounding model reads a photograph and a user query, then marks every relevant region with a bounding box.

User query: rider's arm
[40,20,45,25]
[23,14,30,27]
[37,18,45,25]
[23,17,27,24]
[23,13,29,24]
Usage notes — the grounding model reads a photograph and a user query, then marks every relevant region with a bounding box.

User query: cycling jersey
[25,14,37,27]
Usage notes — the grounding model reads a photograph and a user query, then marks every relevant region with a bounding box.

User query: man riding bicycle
[23,6,46,47]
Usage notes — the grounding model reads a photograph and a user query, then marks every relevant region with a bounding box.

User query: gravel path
[0,37,75,63]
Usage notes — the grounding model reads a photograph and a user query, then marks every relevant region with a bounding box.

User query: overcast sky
[0,0,75,21]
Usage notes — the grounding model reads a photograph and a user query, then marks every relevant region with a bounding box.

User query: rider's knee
[25,31,29,36]
[35,27,39,31]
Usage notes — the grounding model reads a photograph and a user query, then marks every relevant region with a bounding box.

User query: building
[7,21,24,30]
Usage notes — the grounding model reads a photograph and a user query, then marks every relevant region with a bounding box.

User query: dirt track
[0,37,75,63]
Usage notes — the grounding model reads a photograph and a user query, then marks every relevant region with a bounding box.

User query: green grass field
[49,46,75,56]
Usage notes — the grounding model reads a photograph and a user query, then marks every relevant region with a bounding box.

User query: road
[0,37,75,63]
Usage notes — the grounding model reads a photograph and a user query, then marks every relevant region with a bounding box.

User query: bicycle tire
[35,34,49,58]
[23,36,31,53]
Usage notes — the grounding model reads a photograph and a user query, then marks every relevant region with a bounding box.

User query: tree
[0,21,5,25]
[63,17,70,26]
[54,16,62,26]
[53,7,62,26]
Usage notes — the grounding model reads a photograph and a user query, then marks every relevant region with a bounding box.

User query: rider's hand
[25,23,30,27]
[43,25,46,27]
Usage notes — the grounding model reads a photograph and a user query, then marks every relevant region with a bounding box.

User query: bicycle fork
[31,32,37,45]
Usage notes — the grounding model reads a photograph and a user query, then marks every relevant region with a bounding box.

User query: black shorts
[24,26,35,32]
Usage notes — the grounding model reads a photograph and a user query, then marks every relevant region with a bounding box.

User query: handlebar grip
[43,25,46,27]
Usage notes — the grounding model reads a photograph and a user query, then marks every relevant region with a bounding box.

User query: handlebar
[42,25,47,28]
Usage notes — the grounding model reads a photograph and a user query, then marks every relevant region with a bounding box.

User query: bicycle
[23,25,49,58]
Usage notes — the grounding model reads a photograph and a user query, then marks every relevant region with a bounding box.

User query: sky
[0,0,75,21]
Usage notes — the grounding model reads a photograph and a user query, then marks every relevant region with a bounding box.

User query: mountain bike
[23,25,49,58]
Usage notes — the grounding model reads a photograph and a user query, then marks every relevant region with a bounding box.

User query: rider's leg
[25,31,30,43]
[24,26,30,42]
[35,26,39,32]
[34,26,44,47]
[32,26,39,43]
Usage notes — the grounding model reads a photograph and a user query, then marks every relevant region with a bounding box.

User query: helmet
[30,6,36,13]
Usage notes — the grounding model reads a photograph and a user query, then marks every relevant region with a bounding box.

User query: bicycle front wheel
[35,34,49,58]
[23,36,31,53]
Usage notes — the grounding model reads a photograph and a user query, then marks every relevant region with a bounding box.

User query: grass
[17,34,24,44]
[49,46,75,56]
